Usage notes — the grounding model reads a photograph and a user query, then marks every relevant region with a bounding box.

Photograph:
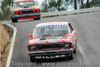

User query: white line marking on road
[77,43,90,67]
[6,24,17,67]
[67,16,91,67]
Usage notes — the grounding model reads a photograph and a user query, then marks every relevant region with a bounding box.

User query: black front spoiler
[28,50,73,59]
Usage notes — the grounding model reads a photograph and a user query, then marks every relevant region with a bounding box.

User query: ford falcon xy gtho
[10,0,41,23]
[28,22,78,61]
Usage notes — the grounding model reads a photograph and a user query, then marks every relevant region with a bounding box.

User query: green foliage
[80,0,100,8]
[41,0,48,12]
[47,0,66,12]
[56,0,63,11]
[41,0,74,12]
[0,8,10,20]
[0,0,13,20]
[48,0,57,8]
[65,0,69,2]
[90,0,100,7]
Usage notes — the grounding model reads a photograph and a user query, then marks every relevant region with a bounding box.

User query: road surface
[2,12,100,67]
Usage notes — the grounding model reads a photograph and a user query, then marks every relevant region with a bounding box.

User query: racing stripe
[30,37,37,40]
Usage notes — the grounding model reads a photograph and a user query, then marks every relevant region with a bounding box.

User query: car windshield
[33,27,69,37]
[13,2,36,8]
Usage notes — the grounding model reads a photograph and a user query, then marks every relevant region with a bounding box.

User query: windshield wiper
[53,33,67,36]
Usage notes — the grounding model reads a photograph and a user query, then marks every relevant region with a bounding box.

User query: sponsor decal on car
[35,55,66,59]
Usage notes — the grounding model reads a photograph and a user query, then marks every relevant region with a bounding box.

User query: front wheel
[68,53,74,60]
[73,47,76,53]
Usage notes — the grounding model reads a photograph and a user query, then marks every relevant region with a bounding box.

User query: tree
[0,0,13,20]
[57,0,63,11]
[41,0,48,12]
[81,0,84,8]
[64,0,73,10]
[74,0,77,10]
[48,0,65,12]
[86,0,90,8]
[44,0,48,12]
[48,0,57,12]
[90,0,100,7]
[48,0,56,8]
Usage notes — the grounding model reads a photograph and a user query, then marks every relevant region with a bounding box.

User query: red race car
[28,22,78,61]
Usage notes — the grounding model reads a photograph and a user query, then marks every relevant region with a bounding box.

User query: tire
[34,16,41,20]
[73,46,76,53]
[11,17,18,23]
[68,53,74,60]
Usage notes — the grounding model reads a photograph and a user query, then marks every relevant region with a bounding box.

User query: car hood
[28,34,72,45]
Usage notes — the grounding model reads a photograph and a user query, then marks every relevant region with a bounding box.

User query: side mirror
[75,30,77,34]
[29,34,32,37]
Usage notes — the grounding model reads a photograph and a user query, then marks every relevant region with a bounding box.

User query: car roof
[14,0,34,2]
[14,0,25,2]
[35,22,69,28]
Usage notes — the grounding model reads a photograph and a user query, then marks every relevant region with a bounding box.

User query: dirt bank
[0,22,13,67]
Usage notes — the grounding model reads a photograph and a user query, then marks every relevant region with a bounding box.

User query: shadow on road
[31,57,73,63]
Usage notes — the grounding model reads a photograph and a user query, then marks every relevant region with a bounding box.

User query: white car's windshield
[13,2,36,8]
[33,27,69,37]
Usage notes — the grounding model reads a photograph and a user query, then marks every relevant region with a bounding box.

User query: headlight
[64,42,72,49]
[28,45,36,51]
[65,44,68,47]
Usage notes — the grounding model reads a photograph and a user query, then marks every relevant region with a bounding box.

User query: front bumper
[28,49,73,59]
[13,13,41,20]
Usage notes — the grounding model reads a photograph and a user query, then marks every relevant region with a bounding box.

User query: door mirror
[29,34,32,37]
[75,30,77,34]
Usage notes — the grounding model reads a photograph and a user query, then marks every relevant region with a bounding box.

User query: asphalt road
[2,12,100,67]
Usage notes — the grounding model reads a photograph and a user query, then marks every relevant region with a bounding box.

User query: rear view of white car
[10,0,41,23]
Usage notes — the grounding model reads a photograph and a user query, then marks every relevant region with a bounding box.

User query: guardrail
[41,7,100,18]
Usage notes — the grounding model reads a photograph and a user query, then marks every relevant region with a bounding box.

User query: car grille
[37,43,64,50]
